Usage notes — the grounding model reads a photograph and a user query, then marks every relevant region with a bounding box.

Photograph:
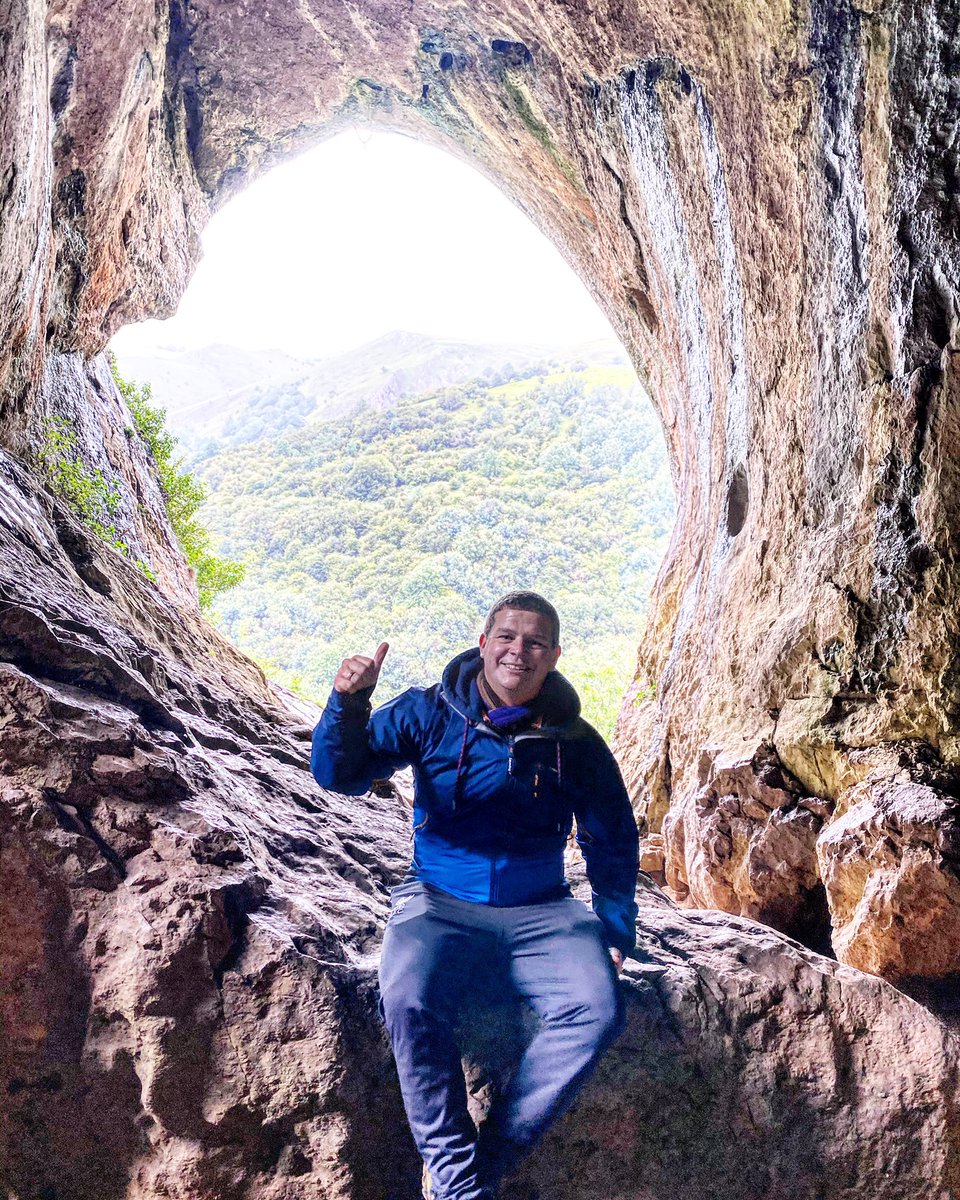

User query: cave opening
[110,130,676,741]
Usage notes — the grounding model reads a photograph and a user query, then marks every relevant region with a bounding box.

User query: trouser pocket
[386,880,431,926]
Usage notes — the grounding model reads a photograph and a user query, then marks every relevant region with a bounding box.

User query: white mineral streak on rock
[0,470,58,550]
[619,68,714,496]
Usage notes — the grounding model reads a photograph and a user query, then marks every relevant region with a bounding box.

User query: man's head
[479,591,561,705]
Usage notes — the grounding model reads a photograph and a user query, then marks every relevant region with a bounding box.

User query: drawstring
[449,713,565,813]
[453,716,470,810]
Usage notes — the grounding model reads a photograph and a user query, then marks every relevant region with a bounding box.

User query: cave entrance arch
[6,0,958,1005]
[110,129,676,745]
[15,10,834,944]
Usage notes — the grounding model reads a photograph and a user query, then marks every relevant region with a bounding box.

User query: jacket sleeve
[572,732,640,957]
[311,686,423,795]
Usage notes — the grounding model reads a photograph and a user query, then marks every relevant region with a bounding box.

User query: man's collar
[477,672,545,728]
[476,671,509,711]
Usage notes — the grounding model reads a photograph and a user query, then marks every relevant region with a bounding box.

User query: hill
[112,332,633,450]
[110,342,307,434]
[195,358,673,738]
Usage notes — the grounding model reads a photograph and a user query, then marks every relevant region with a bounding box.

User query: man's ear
[479,633,487,649]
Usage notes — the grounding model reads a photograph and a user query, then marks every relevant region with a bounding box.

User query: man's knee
[586,981,625,1046]
[379,963,435,1023]
[379,950,461,1034]
[545,975,623,1045]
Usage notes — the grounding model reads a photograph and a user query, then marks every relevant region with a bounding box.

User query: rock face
[3,0,960,1195]
[522,892,960,1200]
[0,461,957,1196]
[0,450,417,1198]
[662,748,833,952]
[817,744,960,980]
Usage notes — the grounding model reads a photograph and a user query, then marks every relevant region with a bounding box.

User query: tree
[111,355,245,610]
[345,454,397,499]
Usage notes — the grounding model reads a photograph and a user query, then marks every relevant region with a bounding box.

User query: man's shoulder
[373,681,447,723]
[560,715,607,745]
[560,717,621,770]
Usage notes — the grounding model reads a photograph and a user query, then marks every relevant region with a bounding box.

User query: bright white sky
[110,130,617,361]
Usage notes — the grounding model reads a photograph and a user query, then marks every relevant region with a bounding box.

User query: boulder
[819,760,960,981]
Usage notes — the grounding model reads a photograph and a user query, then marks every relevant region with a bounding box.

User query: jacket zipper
[440,692,567,894]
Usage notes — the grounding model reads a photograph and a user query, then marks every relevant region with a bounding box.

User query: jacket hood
[440,646,581,726]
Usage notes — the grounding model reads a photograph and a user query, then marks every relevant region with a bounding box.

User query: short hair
[483,591,561,647]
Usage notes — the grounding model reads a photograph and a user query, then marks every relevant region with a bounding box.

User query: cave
[2,2,959,1197]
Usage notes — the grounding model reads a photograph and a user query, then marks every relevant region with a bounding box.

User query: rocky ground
[1,447,957,1197]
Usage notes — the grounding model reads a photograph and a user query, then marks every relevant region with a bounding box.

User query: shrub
[110,354,245,609]
[345,454,397,500]
[38,417,124,544]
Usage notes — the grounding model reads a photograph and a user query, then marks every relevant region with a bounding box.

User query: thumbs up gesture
[333,641,389,695]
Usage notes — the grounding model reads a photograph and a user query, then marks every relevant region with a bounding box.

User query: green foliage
[196,362,675,740]
[346,453,398,500]
[110,355,245,610]
[195,551,246,604]
[37,417,134,556]
[559,637,642,741]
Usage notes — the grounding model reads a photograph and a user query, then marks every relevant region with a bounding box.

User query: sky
[109,130,618,361]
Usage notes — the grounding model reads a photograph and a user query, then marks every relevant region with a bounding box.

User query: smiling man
[311,591,639,1200]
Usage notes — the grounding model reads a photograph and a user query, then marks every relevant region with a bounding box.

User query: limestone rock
[3,0,960,994]
[818,746,960,981]
[38,352,198,603]
[2,449,959,1197]
[0,451,416,1198]
[3,0,960,1192]
[662,748,833,950]
[638,832,665,884]
[506,903,960,1200]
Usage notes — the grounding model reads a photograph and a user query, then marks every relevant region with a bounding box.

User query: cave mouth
[109,131,676,741]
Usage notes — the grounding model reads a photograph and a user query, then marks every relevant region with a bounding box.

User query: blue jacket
[311,647,639,955]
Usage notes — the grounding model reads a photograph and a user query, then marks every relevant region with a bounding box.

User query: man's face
[478,608,561,705]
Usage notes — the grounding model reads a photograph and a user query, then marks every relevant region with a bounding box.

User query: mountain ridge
[111,331,632,446]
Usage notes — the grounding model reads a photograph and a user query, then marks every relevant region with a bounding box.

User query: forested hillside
[119,331,628,449]
[193,359,674,738]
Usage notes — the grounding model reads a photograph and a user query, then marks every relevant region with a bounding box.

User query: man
[311,591,639,1200]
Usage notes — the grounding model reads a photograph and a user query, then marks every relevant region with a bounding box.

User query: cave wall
[5,0,956,979]
[610,1,960,977]
[2,0,960,1195]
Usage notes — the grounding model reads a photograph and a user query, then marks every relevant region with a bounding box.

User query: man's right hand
[334,642,389,695]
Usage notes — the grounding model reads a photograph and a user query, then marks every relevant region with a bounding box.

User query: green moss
[504,76,552,147]
[36,416,156,578]
[502,76,584,192]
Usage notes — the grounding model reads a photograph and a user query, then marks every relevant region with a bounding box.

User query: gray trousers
[378,882,625,1200]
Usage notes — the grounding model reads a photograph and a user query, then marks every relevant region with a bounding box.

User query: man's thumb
[373,641,389,670]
